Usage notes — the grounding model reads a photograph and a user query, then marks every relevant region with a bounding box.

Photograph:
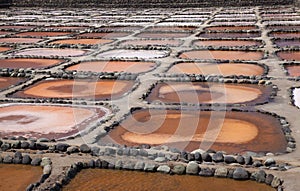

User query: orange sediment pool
[49,38,113,45]
[198,32,260,38]
[167,62,265,76]
[146,82,270,105]
[11,79,135,100]
[274,39,300,47]
[179,50,263,61]
[277,51,300,61]
[146,26,197,31]
[0,38,43,44]
[136,32,191,38]
[0,104,108,139]
[65,60,156,73]
[12,48,89,57]
[0,164,42,191]
[0,77,26,90]
[269,32,300,38]
[77,32,130,38]
[119,39,182,47]
[193,40,261,47]
[0,58,64,69]
[63,169,275,191]
[105,109,287,153]
[204,26,257,31]
[0,47,12,52]
[285,65,300,77]
[16,31,72,37]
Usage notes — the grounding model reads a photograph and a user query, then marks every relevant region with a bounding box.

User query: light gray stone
[43,164,52,174]
[157,165,171,174]
[186,161,199,175]
[233,168,249,180]
[215,167,228,178]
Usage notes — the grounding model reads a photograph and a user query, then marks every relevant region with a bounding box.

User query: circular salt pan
[0,104,109,139]
[97,49,169,59]
[293,88,300,108]
[12,48,89,57]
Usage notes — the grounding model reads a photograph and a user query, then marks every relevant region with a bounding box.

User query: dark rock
[201,152,212,162]
[264,158,276,166]
[244,156,253,165]
[40,174,49,183]
[21,141,30,149]
[101,160,109,168]
[31,158,42,166]
[144,163,157,172]
[123,148,130,156]
[56,143,70,152]
[134,161,145,170]
[199,167,215,177]
[194,152,202,162]
[108,162,115,169]
[67,146,79,154]
[172,164,185,175]
[38,138,50,142]
[265,174,274,185]
[236,155,245,165]
[180,151,188,160]
[1,143,11,151]
[26,184,34,191]
[129,148,138,156]
[252,161,263,167]
[36,143,48,150]
[91,147,100,156]
[88,160,95,168]
[95,159,102,168]
[11,141,21,149]
[224,156,236,164]
[3,155,13,163]
[227,169,234,179]
[233,168,249,180]
[13,151,23,164]
[117,148,123,156]
[139,149,148,157]
[80,144,91,153]
[28,142,36,150]
[256,170,266,183]
[22,155,32,164]
[187,153,195,161]
[105,148,116,156]
[212,152,224,163]
[115,160,123,169]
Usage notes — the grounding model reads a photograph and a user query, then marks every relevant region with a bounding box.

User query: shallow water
[0,164,42,191]
[0,104,107,139]
[179,50,263,61]
[146,82,270,105]
[63,169,275,191]
[11,79,135,100]
[49,38,113,45]
[0,58,64,69]
[66,60,156,73]
[193,40,261,47]
[167,62,264,76]
[12,48,88,57]
[106,109,286,153]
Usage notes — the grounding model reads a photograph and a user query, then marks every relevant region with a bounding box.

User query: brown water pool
[106,109,286,153]
[193,40,261,47]
[11,79,135,100]
[65,60,156,73]
[97,49,169,59]
[99,26,143,31]
[0,25,34,30]
[285,65,300,77]
[63,169,275,191]
[0,38,43,44]
[0,164,42,191]
[277,51,300,61]
[146,26,197,31]
[136,32,191,38]
[0,47,12,52]
[0,77,26,90]
[269,31,300,38]
[16,31,72,37]
[266,25,300,30]
[12,48,89,57]
[204,26,257,31]
[179,50,263,61]
[198,32,260,38]
[167,62,265,76]
[0,58,65,69]
[146,82,271,105]
[119,39,182,47]
[77,32,131,38]
[0,104,108,139]
[274,39,300,47]
[49,38,113,45]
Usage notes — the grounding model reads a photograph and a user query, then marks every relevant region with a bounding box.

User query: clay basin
[99,26,143,31]
[63,169,275,191]
[44,26,87,30]
[269,31,300,38]
[274,39,300,47]
[0,58,65,69]
[146,82,271,105]
[285,65,300,77]
[11,79,134,100]
[179,50,263,61]
[198,32,260,38]
[0,164,42,191]
[146,26,197,32]
[0,47,12,52]
[106,109,286,153]
[277,51,300,61]
[204,26,257,31]
[16,31,72,37]
[167,62,265,76]
[266,25,300,30]
[65,60,156,74]
[0,25,34,30]
[77,32,131,39]
[0,77,26,91]
[293,88,300,108]
[49,38,113,45]
[97,49,169,59]
[119,39,182,47]
[136,32,191,38]
[12,48,89,57]
[193,40,262,47]
[210,21,256,25]
[0,104,109,139]
[0,38,43,44]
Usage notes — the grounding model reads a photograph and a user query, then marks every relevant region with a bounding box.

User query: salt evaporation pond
[12,48,89,57]
[97,49,169,59]
[0,77,26,90]
[277,51,300,61]
[293,88,300,108]
[193,40,261,47]
[0,58,65,69]
[49,38,113,45]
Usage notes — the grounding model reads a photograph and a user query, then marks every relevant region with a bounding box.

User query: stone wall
[12,0,296,8]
